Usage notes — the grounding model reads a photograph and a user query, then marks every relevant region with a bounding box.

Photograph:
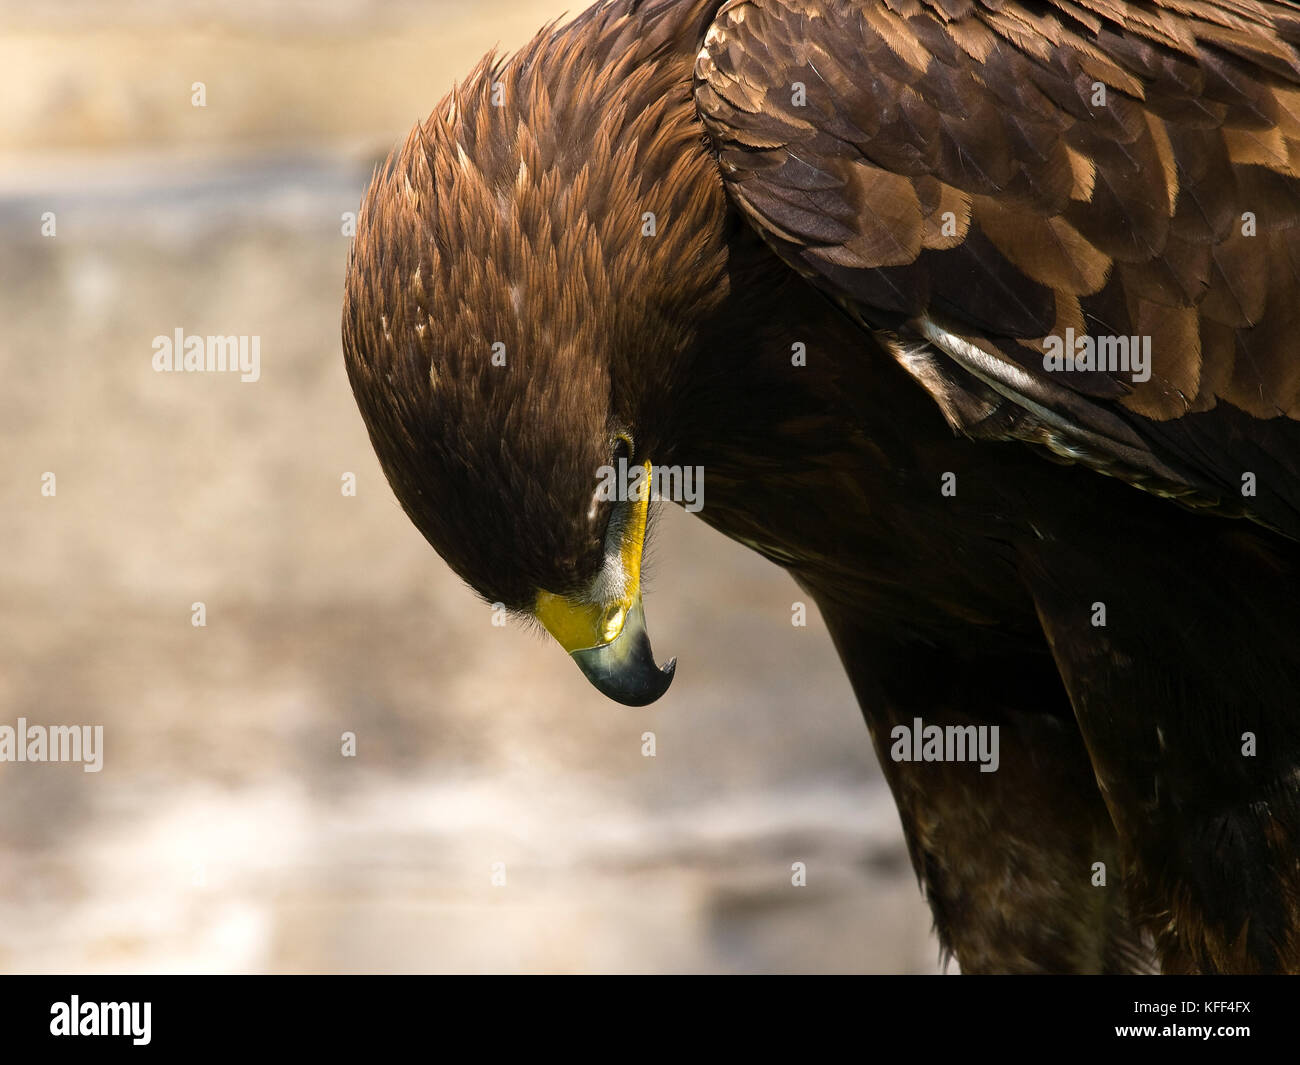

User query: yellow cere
[534,460,652,653]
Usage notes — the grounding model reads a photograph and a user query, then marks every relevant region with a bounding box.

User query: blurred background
[0,0,942,973]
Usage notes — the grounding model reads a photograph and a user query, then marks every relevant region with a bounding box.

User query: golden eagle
[342,0,1300,973]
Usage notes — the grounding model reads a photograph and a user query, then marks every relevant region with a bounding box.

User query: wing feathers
[697,0,1300,534]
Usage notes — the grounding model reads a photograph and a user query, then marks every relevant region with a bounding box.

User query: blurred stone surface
[0,0,944,973]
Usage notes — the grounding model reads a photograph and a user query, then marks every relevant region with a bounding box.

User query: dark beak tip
[570,645,676,707]
[568,600,675,707]
[612,655,675,707]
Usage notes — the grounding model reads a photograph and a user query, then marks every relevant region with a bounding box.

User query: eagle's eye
[589,433,635,524]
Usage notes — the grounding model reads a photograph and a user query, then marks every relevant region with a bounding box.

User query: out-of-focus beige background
[0,0,942,973]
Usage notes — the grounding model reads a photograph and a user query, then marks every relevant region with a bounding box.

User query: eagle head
[341,21,729,706]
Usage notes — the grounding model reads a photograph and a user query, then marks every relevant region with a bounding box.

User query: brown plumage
[343,0,1300,973]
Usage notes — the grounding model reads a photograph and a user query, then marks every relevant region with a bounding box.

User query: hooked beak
[569,595,676,706]
[533,459,675,706]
